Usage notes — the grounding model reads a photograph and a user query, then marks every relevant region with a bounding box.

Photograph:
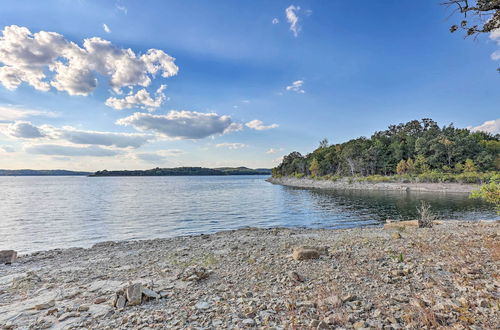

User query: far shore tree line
[272,119,500,184]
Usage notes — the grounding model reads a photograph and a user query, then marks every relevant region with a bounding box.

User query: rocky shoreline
[267,177,479,193]
[1,221,498,329]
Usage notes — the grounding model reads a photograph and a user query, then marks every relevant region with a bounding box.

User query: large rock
[292,247,320,260]
[126,283,143,306]
[0,250,17,264]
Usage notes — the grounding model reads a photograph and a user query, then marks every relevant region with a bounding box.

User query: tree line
[272,119,499,180]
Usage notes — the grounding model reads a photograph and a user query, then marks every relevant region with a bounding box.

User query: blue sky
[0,0,498,170]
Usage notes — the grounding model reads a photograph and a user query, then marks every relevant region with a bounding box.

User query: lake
[0,175,497,253]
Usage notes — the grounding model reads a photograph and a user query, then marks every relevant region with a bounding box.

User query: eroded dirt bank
[267,177,479,193]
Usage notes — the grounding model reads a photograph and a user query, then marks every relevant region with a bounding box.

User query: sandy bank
[267,176,479,193]
[0,221,498,329]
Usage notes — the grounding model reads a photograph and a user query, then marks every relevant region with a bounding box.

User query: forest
[91,167,271,176]
[272,119,499,183]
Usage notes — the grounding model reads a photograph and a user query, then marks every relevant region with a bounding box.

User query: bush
[470,181,500,214]
[416,201,436,228]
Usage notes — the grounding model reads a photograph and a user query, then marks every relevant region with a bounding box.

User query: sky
[0,0,498,171]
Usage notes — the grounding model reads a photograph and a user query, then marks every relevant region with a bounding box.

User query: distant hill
[91,167,271,177]
[0,169,91,176]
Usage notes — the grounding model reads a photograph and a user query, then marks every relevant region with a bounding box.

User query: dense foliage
[92,167,271,176]
[0,170,90,176]
[470,175,500,214]
[273,119,499,182]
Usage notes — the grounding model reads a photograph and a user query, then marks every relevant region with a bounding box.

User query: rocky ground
[267,177,479,193]
[0,221,498,329]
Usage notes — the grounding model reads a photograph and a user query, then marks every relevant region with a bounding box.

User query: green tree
[470,181,500,214]
[464,159,477,172]
[309,158,320,177]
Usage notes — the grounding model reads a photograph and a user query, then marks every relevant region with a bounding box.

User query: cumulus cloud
[272,18,279,24]
[105,85,166,111]
[245,120,279,131]
[117,110,238,139]
[7,121,45,138]
[216,142,247,149]
[25,144,121,157]
[0,25,178,102]
[103,24,111,34]
[2,121,153,148]
[285,5,301,37]
[468,118,500,134]
[286,80,305,93]
[0,106,58,121]
[266,148,284,154]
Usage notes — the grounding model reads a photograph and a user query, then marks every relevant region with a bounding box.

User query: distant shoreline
[267,176,479,193]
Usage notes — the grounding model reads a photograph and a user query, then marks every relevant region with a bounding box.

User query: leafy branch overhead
[444,0,500,35]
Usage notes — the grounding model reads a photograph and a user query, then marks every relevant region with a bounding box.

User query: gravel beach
[0,221,498,329]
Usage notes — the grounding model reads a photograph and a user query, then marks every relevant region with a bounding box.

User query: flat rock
[34,300,55,310]
[141,287,160,299]
[58,311,80,321]
[292,247,320,260]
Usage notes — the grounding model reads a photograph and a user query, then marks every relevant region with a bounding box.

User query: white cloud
[0,25,178,101]
[25,144,121,157]
[105,85,166,111]
[116,4,127,14]
[266,148,284,154]
[117,110,238,139]
[468,118,500,134]
[103,24,111,34]
[0,145,15,152]
[2,121,153,148]
[7,121,45,138]
[216,142,247,150]
[0,106,58,121]
[285,5,301,37]
[286,80,305,93]
[490,28,500,60]
[134,149,182,163]
[272,18,279,24]
[245,119,279,131]
[53,127,153,148]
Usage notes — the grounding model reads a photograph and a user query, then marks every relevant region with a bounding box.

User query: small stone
[142,287,160,299]
[126,283,143,306]
[0,250,17,264]
[479,299,489,308]
[391,232,402,239]
[309,320,320,328]
[77,305,89,312]
[195,301,210,310]
[353,320,366,329]
[242,318,255,326]
[317,320,329,329]
[292,248,320,261]
[94,297,107,304]
[58,311,80,321]
[34,300,55,310]
[115,295,126,309]
[288,271,304,282]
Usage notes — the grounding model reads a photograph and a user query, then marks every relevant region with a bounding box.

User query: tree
[396,159,408,175]
[464,158,477,172]
[470,179,500,214]
[309,158,320,177]
[444,1,500,36]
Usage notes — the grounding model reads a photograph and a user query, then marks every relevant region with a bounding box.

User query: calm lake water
[0,175,497,253]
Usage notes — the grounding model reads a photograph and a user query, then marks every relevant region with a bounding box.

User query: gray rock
[115,295,126,309]
[195,301,210,310]
[58,311,80,321]
[0,250,17,264]
[141,287,159,299]
[126,283,143,306]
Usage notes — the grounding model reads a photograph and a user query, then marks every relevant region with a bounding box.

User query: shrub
[416,201,436,228]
